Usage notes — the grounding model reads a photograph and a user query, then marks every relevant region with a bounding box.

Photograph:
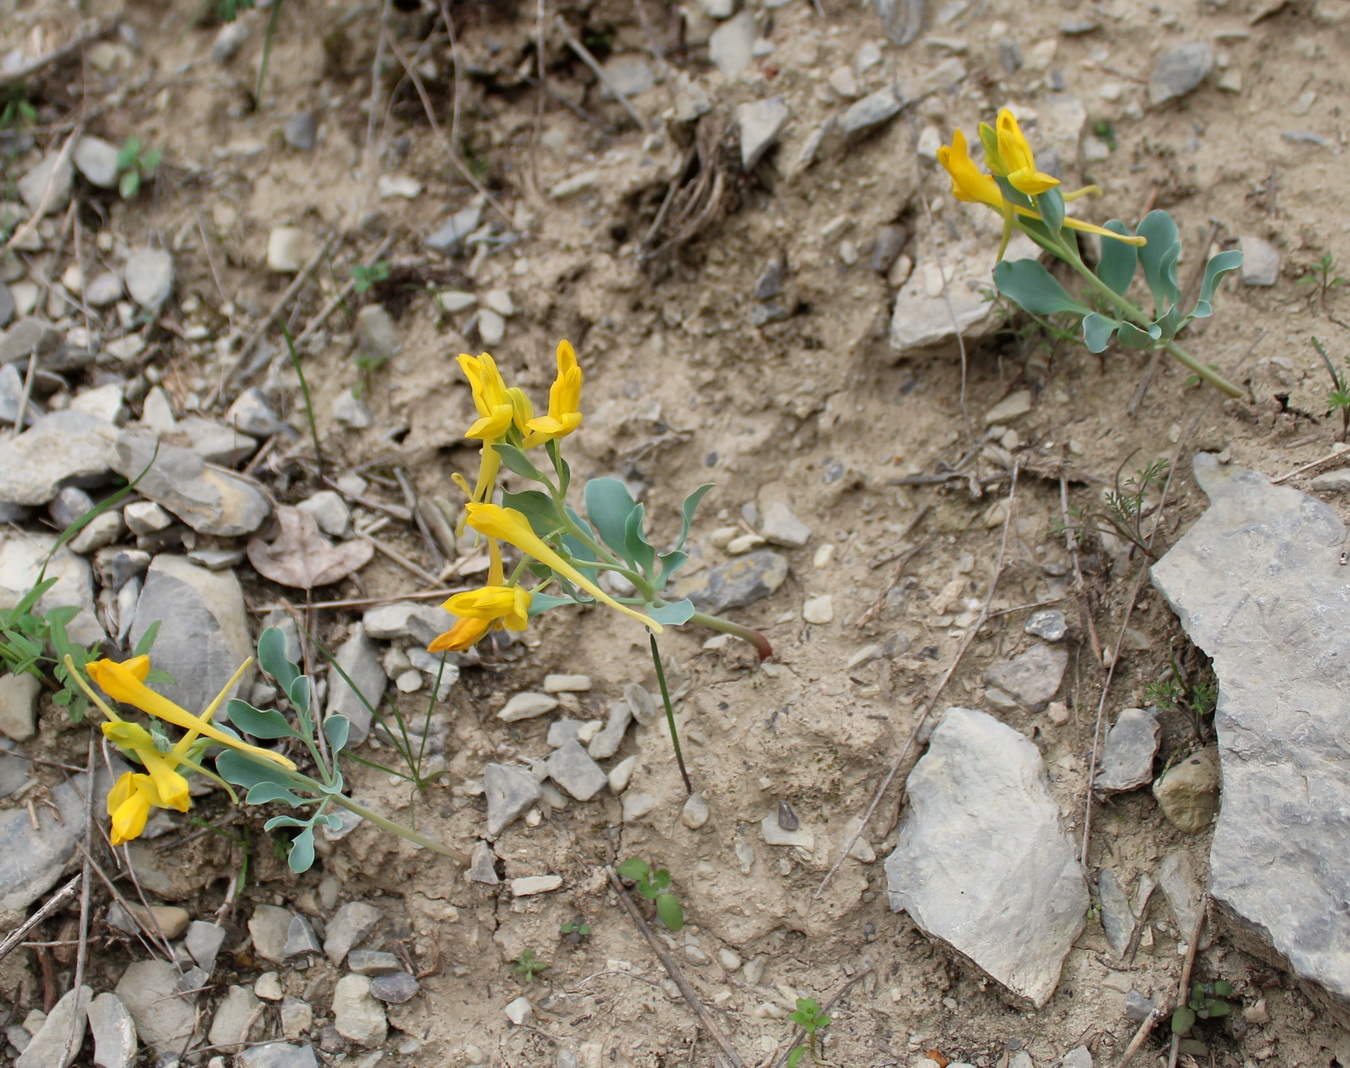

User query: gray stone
[250,905,294,964]
[331,389,373,429]
[1062,1049,1093,1068]
[985,390,1034,426]
[885,707,1087,1008]
[0,533,104,645]
[477,307,506,346]
[587,700,632,760]
[50,486,96,529]
[172,415,258,465]
[1096,868,1135,956]
[115,959,195,1054]
[0,673,40,740]
[128,555,254,716]
[284,914,323,958]
[348,949,401,975]
[1152,455,1350,996]
[839,87,903,140]
[872,225,909,274]
[15,983,90,1068]
[1239,236,1280,286]
[1149,42,1213,105]
[17,152,73,215]
[0,745,32,797]
[111,428,270,535]
[737,96,790,170]
[672,549,788,613]
[74,135,121,189]
[761,814,813,849]
[600,54,654,97]
[681,792,710,829]
[1125,989,1157,1021]
[70,384,127,427]
[484,763,541,836]
[266,227,313,273]
[1151,747,1219,833]
[86,991,136,1068]
[547,740,608,801]
[1025,608,1068,642]
[324,901,383,965]
[124,248,173,311]
[499,691,559,722]
[984,642,1068,712]
[0,282,12,328]
[369,971,419,1003]
[876,0,924,45]
[279,997,312,1041]
[284,113,316,152]
[0,317,61,365]
[208,985,260,1053]
[624,683,660,727]
[225,387,281,437]
[547,719,584,748]
[0,363,34,427]
[84,271,123,307]
[753,256,785,300]
[93,547,150,590]
[331,974,386,1047]
[1157,849,1207,944]
[0,410,114,507]
[236,1042,320,1068]
[297,490,351,537]
[211,19,249,62]
[709,10,756,75]
[1095,707,1160,793]
[361,602,447,643]
[426,204,483,256]
[325,624,385,745]
[469,839,500,884]
[186,920,227,972]
[355,305,401,365]
[759,500,811,547]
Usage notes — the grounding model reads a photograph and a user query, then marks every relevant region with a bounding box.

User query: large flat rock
[885,707,1087,1007]
[1152,455,1350,1008]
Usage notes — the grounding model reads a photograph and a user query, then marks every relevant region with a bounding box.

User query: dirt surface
[4,0,1350,1065]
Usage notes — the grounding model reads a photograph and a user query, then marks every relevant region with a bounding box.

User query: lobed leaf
[324,714,350,754]
[623,504,656,575]
[246,781,307,806]
[225,699,301,740]
[1137,210,1182,315]
[1097,221,1138,295]
[1188,249,1244,321]
[1083,313,1121,354]
[585,478,639,561]
[648,599,696,625]
[993,259,1092,317]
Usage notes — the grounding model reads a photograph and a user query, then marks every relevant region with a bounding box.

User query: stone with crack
[484,763,541,836]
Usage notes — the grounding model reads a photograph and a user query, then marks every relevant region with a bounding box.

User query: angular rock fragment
[885,707,1086,1008]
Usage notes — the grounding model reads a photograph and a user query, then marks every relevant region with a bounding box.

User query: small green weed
[1092,119,1117,152]
[1144,648,1217,742]
[560,919,591,941]
[616,857,684,931]
[787,997,833,1067]
[0,85,37,130]
[1297,252,1349,313]
[1312,336,1350,441]
[514,948,550,984]
[116,136,163,200]
[351,261,390,295]
[1172,979,1234,1035]
[1053,456,1171,560]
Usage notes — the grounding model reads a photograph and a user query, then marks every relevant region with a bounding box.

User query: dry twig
[0,874,80,963]
[554,16,647,130]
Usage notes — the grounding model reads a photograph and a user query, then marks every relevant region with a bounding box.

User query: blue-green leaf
[623,504,656,574]
[286,675,311,718]
[1083,313,1121,353]
[1035,186,1066,237]
[657,549,688,585]
[993,259,1092,317]
[526,592,577,616]
[584,478,638,560]
[257,627,300,691]
[1098,221,1138,295]
[1188,249,1243,320]
[648,599,696,625]
[501,489,561,540]
[1138,210,1181,314]
[495,443,546,482]
[225,699,301,739]
[324,714,350,754]
[246,781,307,806]
[286,826,316,873]
[545,439,571,494]
[656,893,684,931]
[216,750,298,791]
[1116,321,1158,349]
[675,484,714,551]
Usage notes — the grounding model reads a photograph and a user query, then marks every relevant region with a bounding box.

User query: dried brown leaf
[246,505,374,590]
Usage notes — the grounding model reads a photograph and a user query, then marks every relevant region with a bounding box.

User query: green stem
[687,611,774,661]
[649,634,692,796]
[1067,251,1243,398]
[327,791,470,864]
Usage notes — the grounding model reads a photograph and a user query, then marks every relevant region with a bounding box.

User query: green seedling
[1092,119,1117,152]
[1144,648,1217,742]
[560,919,591,941]
[1,85,37,130]
[514,948,550,983]
[351,261,390,295]
[1172,979,1234,1035]
[616,857,684,931]
[787,997,833,1066]
[1312,336,1350,442]
[116,136,163,200]
[1297,252,1348,313]
[1053,456,1171,560]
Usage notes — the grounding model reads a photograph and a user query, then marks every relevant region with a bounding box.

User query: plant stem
[648,634,692,795]
[687,611,774,661]
[1066,251,1243,398]
[326,791,470,864]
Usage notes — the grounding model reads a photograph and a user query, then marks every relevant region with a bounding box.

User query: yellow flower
[458,353,515,441]
[936,125,1146,256]
[464,502,663,633]
[428,616,492,654]
[428,538,531,653]
[107,773,161,846]
[88,656,296,771]
[994,109,1060,196]
[102,721,192,811]
[524,340,583,446]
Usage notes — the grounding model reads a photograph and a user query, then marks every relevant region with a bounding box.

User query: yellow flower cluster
[88,655,295,845]
[937,108,1145,257]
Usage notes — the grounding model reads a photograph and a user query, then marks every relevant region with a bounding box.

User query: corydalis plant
[937,108,1244,398]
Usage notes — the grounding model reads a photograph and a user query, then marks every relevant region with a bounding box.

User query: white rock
[504,997,533,1025]
[761,816,814,851]
[266,227,313,273]
[681,793,710,829]
[477,308,506,346]
[499,692,559,721]
[802,594,834,624]
[481,289,516,316]
[608,755,638,793]
[543,673,592,692]
[511,875,563,896]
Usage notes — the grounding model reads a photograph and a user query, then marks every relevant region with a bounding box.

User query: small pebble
[777,800,799,831]
[681,793,710,829]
